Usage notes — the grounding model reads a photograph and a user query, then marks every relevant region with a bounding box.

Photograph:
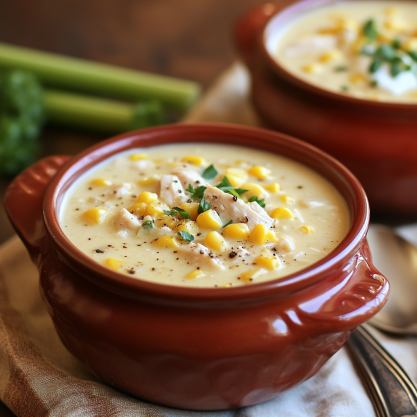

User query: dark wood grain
[0,0,268,246]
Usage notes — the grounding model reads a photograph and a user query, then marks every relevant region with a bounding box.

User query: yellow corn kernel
[105,258,126,270]
[384,19,408,31]
[280,195,294,204]
[90,178,113,187]
[401,38,417,51]
[249,224,277,245]
[225,168,248,187]
[317,27,339,35]
[137,191,158,205]
[181,155,205,166]
[349,73,366,84]
[221,283,233,288]
[241,183,267,199]
[138,176,159,187]
[154,215,179,229]
[319,50,341,63]
[83,207,109,224]
[154,236,179,248]
[302,63,321,74]
[223,223,250,240]
[179,202,199,221]
[255,255,280,270]
[351,36,366,53]
[146,201,169,217]
[271,207,294,219]
[204,231,228,253]
[176,220,199,235]
[300,225,315,234]
[240,268,267,283]
[153,158,165,163]
[185,269,205,280]
[196,209,222,230]
[235,159,247,165]
[129,153,148,161]
[127,202,148,217]
[248,165,271,179]
[264,183,280,193]
[384,7,398,17]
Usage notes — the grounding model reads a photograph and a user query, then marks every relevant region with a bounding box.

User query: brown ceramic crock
[4,123,388,410]
[235,0,417,216]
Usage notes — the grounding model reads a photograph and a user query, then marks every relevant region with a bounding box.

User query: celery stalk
[44,90,164,134]
[0,42,201,110]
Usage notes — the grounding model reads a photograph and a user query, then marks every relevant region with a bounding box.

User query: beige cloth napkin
[1,62,417,416]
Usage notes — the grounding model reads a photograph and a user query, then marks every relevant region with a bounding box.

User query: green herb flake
[248,196,266,208]
[391,39,401,49]
[215,176,233,189]
[172,207,191,219]
[370,80,378,87]
[334,65,348,72]
[142,220,155,229]
[341,85,350,92]
[202,164,218,180]
[187,184,207,199]
[198,196,211,214]
[178,231,194,242]
[223,220,233,228]
[369,58,383,74]
[363,19,379,42]
[407,51,417,62]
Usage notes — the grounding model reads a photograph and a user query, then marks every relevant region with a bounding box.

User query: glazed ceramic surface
[4,123,389,410]
[235,0,417,216]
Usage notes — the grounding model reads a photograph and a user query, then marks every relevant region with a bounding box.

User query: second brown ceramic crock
[5,123,388,410]
[235,0,417,216]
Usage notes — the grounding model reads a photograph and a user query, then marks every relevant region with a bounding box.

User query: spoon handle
[347,325,417,417]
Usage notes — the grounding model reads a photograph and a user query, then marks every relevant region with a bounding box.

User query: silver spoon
[367,224,417,336]
[345,224,417,417]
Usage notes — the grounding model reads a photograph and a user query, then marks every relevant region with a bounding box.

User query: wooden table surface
[0,1,267,415]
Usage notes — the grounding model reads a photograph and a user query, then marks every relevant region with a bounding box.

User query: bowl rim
[43,122,369,302]
[258,0,417,112]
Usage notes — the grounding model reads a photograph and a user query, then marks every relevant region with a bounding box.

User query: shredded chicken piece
[178,243,224,270]
[172,167,207,189]
[105,183,132,199]
[275,234,296,252]
[159,175,187,207]
[113,208,141,234]
[203,185,273,229]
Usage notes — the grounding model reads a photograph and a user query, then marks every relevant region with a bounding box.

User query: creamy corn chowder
[269,2,417,102]
[59,144,349,288]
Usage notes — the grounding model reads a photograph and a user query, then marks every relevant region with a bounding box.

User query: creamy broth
[59,144,349,288]
[270,1,417,102]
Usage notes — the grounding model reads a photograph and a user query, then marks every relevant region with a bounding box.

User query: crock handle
[234,2,283,68]
[296,240,390,331]
[4,156,71,264]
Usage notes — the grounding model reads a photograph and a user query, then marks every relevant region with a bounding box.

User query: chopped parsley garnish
[178,231,194,242]
[142,220,155,229]
[198,196,211,214]
[223,220,233,228]
[202,164,218,180]
[361,35,414,78]
[248,196,266,208]
[187,184,207,199]
[164,207,191,219]
[341,85,350,92]
[215,176,249,198]
[363,19,378,41]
